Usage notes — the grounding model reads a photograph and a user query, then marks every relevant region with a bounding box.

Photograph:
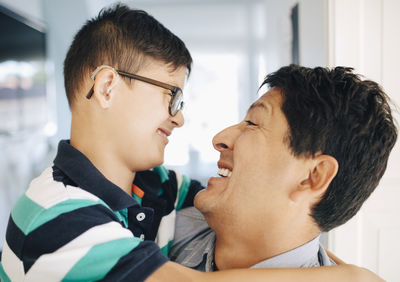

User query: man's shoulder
[172,206,211,242]
[169,207,215,270]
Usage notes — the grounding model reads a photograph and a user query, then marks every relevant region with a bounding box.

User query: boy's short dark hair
[63,4,192,107]
[262,64,397,231]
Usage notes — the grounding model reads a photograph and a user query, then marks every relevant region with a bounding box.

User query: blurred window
[137,1,269,185]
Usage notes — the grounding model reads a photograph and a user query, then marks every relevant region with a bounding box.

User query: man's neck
[213,219,320,270]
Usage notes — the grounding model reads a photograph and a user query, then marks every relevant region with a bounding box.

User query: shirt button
[140,234,145,240]
[136,212,146,221]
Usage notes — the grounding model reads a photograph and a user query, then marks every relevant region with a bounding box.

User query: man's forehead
[247,91,275,114]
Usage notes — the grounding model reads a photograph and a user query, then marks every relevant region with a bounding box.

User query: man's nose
[170,110,184,127]
[212,125,238,152]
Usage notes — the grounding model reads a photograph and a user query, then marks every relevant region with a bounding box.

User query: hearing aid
[91,65,120,94]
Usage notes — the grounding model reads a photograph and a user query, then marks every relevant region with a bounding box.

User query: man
[170,65,397,271]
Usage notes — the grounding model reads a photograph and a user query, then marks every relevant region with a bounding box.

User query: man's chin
[193,189,208,213]
[193,190,202,208]
[194,189,219,216]
[195,177,229,211]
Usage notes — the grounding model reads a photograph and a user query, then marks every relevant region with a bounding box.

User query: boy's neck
[70,137,135,195]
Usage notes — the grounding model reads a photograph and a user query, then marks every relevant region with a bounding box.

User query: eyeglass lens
[170,89,184,116]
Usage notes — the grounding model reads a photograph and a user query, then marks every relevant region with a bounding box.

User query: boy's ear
[92,68,119,109]
[290,155,338,203]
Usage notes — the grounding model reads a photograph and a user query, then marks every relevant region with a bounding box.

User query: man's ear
[92,68,119,109]
[290,155,338,203]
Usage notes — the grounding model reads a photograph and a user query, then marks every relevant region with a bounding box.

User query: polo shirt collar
[53,140,138,211]
[250,235,322,268]
[200,235,324,271]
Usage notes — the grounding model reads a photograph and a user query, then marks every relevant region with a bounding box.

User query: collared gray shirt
[169,207,335,271]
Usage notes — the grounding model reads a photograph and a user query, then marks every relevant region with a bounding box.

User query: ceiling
[0,5,45,62]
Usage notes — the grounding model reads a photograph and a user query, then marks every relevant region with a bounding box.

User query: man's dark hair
[63,4,192,107]
[261,64,397,231]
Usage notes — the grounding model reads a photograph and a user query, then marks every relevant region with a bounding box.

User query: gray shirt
[169,207,334,271]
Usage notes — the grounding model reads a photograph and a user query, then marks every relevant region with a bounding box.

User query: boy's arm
[147,261,384,282]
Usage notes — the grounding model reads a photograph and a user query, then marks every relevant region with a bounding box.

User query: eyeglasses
[86,67,184,116]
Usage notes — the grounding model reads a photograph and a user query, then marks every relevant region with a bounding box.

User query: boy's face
[108,59,186,172]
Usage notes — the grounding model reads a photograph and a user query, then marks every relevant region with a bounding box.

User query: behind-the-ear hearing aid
[105,80,112,94]
[91,65,120,94]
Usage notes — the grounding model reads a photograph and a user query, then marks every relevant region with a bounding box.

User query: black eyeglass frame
[86,69,184,116]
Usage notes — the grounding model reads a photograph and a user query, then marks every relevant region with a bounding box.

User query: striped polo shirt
[0,140,203,281]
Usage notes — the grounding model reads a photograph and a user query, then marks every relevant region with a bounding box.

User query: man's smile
[217,160,233,177]
[217,168,232,177]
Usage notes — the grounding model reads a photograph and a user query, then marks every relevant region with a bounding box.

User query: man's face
[108,59,186,172]
[194,88,308,230]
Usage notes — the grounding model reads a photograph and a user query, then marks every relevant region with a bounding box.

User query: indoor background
[0,0,399,280]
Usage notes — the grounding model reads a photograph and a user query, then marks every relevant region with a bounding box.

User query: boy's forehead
[138,60,187,87]
[140,57,180,72]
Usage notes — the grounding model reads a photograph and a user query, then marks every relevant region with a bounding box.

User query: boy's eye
[245,120,257,126]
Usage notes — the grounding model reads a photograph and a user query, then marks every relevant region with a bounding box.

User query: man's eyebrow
[247,101,268,113]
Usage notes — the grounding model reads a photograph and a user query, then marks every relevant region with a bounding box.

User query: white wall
[327,1,400,281]
[298,0,329,67]
[264,0,298,73]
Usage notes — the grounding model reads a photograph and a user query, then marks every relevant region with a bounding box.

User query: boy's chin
[151,156,164,168]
